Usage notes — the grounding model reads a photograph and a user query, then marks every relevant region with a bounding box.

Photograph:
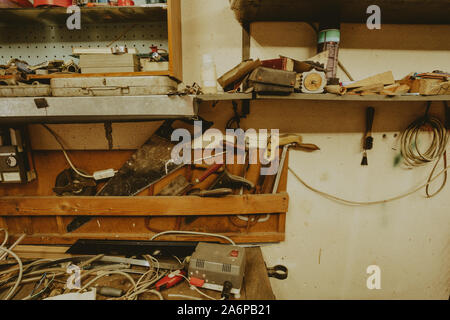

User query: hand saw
[66,118,213,233]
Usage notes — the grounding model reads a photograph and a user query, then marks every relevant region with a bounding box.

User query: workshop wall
[182,0,450,300]
[26,0,449,299]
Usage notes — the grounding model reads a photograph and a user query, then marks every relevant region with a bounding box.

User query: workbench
[10,246,276,300]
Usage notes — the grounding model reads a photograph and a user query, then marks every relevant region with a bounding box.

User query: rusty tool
[157,164,229,197]
[157,163,227,197]
[208,169,255,191]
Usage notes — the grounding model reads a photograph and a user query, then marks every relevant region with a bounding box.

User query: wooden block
[242,247,276,300]
[352,83,385,93]
[344,71,395,89]
[79,54,139,69]
[81,66,139,74]
[261,57,294,71]
[381,84,410,96]
[140,60,169,72]
[410,79,448,95]
[0,193,289,216]
[218,59,262,89]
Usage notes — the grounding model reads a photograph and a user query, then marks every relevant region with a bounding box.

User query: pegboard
[0,22,168,66]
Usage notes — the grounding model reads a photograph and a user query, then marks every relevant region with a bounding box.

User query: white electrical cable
[41,124,94,179]
[236,214,270,223]
[40,124,118,181]
[77,270,137,294]
[178,274,219,301]
[190,284,222,300]
[0,234,25,261]
[150,231,236,246]
[142,289,164,300]
[0,246,23,300]
[288,164,450,206]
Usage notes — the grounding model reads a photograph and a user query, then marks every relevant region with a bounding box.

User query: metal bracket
[34,98,48,109]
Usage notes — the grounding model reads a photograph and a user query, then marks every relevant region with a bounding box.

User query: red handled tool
[155,270,186,291]
[195,163,224,183]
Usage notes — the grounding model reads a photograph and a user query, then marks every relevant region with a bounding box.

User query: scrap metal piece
[267,265,288,280]
[53,168,97,196]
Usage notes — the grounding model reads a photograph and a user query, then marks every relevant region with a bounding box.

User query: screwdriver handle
[366,106,375,134]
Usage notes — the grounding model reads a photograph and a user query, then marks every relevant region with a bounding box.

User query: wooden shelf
[197,93,450,102]
[230,0,450,25]
[0,95,196,123]
[0,5,168,25]
[0,193,288,217]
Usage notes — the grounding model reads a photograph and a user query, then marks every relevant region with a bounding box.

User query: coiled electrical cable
[400,102,449,197]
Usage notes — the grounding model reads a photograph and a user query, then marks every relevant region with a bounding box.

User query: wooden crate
[0,150,289,245]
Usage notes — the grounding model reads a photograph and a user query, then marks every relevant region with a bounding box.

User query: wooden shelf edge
[197,93,450,102]
[0,192,289,217]
[0,5,169,25]
[9,231,285,245]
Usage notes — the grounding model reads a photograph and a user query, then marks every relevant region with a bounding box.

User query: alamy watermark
[66,6,81,30]
[367,5,381,30]
[66,264,81,290]
[366,265,381,290]
[170,122,280,176]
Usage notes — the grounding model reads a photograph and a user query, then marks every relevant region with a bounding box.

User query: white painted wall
[181,0,450,300]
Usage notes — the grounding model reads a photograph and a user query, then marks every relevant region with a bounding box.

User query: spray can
[317,25,340,85]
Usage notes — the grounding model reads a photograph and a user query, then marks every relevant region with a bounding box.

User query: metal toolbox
[51,76,178,97]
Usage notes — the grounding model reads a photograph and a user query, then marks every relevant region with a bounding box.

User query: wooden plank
[0,217,6,229]
[6,232,285,245]
[14,245,71,260]
[218,59,261,89]
[344,71,395,89]
[0,193,288,217]
[198,93,450,102]
[0,6,168,25]
[242,247,276,300]
[167,0,183,81]
[230,0,450,25]
[276,152,289,239]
